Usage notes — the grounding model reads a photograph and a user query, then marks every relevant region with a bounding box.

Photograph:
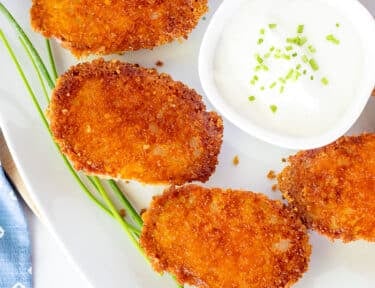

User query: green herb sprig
[248,23,338,112]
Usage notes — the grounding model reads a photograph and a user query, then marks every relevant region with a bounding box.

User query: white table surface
[26,1,374,287]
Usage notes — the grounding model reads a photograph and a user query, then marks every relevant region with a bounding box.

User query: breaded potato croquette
[48,59,223,185]
[30,0,208,57]
[140,185,311,288]
[278,134,375,242]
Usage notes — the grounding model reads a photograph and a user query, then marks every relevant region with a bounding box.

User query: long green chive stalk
[45,39,58,80]
[19,37,49,102]
[0,5,183,287]
[92,177,142,252]
[108,179,143,229]
[0,3,54,89]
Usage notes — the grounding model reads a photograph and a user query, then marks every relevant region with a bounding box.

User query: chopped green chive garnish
[247,23,340,110]
[256,54,264,64]
[326,34,340,45]
[321,77,329,85]
[287,36,307,46]
[248,96,256,101]
[308,45,316,53]
[269,23,277,29]
[250,76,259,85]
[285,45,293,51]
[309,58,319,71]
[299,37,308,46]
[293,71,302,81]
[286,69,294,80]
[270,105,278,113]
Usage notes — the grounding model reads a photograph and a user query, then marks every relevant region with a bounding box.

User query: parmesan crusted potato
[48,59,223,184]
[140,185,311,288]
[30,0,208,57]
[278,134,375,242]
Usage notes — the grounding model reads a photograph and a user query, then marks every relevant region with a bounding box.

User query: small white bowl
[199,0,375,150]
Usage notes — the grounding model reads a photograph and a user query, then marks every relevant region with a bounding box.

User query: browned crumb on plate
[140,185,311,288]
[155,60,164,67]
[140,208,147,216]
[272,184,278,192]
[267,170,277,180]
[119,209,126,218]
[232,155,239,166]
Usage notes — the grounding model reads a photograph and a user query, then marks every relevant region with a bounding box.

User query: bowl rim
[199,0,375,150]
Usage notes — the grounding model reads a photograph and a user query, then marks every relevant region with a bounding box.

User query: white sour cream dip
[214,0,364,137]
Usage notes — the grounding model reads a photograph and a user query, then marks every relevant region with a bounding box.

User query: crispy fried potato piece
[30,0,208,57]
[48,59,223,185]
[278,134,375,242]
[140,185,311,288]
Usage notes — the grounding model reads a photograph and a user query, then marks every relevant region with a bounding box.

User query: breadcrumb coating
[140,185,311,288]
[30,0,208,57]
[278,134,375,242]
[48,59,223,184]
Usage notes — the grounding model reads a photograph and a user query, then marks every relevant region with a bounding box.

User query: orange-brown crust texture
[30,0,208,57]
[48,59,223,185]
[278,134,375,242]
[140,185,311,288]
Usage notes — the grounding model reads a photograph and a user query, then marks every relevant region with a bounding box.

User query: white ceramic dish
[199,0,375,150]
[0,1,375,287]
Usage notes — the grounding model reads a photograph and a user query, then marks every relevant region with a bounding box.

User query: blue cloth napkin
[0,166,32,288]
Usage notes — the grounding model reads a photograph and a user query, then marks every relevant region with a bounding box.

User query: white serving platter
[0,0,374,287]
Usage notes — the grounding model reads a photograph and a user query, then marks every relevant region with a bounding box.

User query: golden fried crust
[30,0,208,57]
[48,59,223,185]
[140,185,311,288]
[278,134,375,242]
